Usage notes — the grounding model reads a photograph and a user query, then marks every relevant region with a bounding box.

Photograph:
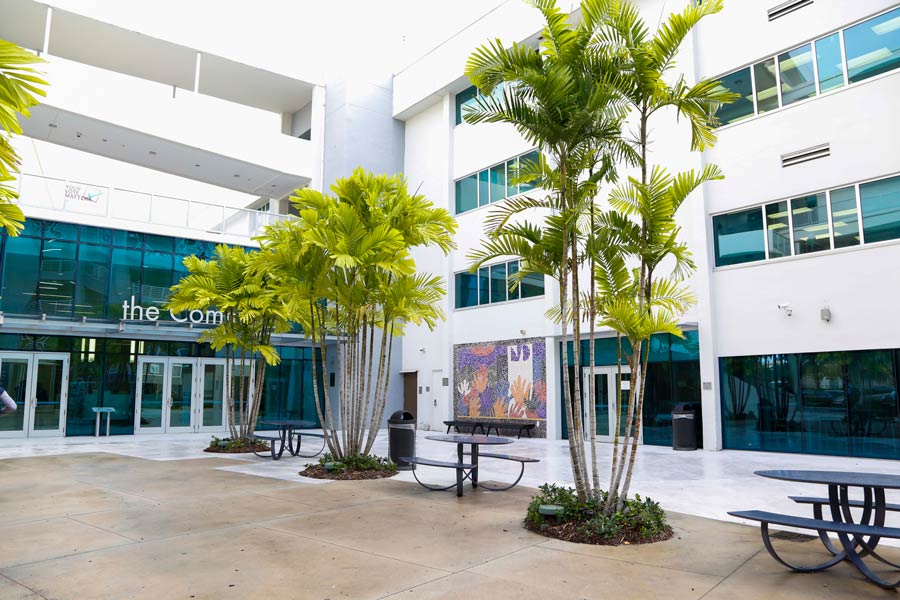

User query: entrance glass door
[583,366,632,442]
[135,357,228,434]
[0,352,69,438]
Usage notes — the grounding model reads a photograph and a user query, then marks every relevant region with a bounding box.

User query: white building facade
[393,0,900,461]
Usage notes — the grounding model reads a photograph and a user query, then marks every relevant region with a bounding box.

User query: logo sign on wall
[64,183,105,204]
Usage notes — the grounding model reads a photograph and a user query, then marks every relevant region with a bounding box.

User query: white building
[2,0,899,461]
[394,0,900,461]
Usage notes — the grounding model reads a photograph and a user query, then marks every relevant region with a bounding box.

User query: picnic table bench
[730,469,900,589]
[443,420,536,438]
[462,451,539,490]
[401,456,477,497]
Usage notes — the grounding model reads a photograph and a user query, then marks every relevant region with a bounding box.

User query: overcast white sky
[47,0,510,80]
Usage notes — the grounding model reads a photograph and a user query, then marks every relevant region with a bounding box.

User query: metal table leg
[94,413,100,437]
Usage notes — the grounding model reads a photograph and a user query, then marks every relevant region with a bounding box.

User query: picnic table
[730,469,900,588]
[91,407,116,437]
[253,419,323,460]
[402,434,539,497]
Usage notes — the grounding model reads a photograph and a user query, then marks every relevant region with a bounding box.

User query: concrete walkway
[2,447,900,598]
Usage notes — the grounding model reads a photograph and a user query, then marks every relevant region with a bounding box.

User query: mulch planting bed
[524,519,674,546]
[299,464,397,480]
[204,441,270,454]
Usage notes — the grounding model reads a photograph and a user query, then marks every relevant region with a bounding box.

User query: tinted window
[454,272,478,309]
[844,7,900,83]
[455,175,478,214]
[829,186,860,248]
[765,201,791,259]
[716,67,754,125]
[815,33,845,92]
[455,86,478,125]
[713,208,765,266]
[791,193,830,254]
[754,59,779,113]
[860,174,900,243]
[778,44,817,105]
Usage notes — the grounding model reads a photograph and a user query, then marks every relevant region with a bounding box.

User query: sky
[45,0,510,80]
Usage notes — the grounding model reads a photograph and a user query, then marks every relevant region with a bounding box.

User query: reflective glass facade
[562,332,701,446]
[0,218,218,319]
[721,349,900,459]
[454,150,539,214]
[454,259,544,309]
[713,173,900,267]
[715,7,900,126]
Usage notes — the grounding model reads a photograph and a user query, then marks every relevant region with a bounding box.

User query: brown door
[403,372,417,416]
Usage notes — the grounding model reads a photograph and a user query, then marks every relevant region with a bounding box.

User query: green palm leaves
[167,245,291,440]
[0,39,47,235]
[464,0,733,506]
[258,168,456,458]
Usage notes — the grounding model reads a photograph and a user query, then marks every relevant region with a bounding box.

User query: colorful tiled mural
[453,338,547,433]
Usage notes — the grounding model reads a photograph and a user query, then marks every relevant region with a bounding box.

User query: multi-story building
[2,0,899,463]
[394,0,900,461]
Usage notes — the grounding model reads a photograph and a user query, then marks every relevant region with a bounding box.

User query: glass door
[0,352,69,438]
[167,360,195,433]
[135,357,168,433]
[583,366,632,443]
[198,359,227,433]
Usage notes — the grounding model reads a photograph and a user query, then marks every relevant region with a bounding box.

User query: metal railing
[15,173,293,240]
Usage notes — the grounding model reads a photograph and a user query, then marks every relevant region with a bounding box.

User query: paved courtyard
[2,433,900,598]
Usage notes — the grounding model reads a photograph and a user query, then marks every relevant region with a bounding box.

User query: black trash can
[672,403,699,451]
[388,410,416,470]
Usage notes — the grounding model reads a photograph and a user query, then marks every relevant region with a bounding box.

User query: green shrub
[526,485,670,542]
[318,453,397,472]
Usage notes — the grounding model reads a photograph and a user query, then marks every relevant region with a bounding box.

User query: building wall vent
[768,0,814,21]
[781,143,830,168]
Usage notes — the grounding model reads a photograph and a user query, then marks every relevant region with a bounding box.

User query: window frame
[452,259,544,310]
[452,149,540,215]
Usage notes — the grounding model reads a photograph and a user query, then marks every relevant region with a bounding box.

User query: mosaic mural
[453,338,547,424]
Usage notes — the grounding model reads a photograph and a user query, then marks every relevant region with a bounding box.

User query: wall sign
[121,296,224,325]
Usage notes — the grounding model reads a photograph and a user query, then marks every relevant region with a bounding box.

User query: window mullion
[838,29,850,87]
[856,182,865,245]
[810,40,821,96]
[785,199,795,256]
[749,61,759,115]
[762,206,770,261]
[824,189,835,250]
[774,55,784,108]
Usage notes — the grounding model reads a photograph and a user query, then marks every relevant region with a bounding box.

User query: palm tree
[167,245,291,440]
[590,0,736,512]
[0,39,47,235]
[465,0,633,501]
[258,168,456,459]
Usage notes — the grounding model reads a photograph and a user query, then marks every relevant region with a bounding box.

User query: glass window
[455,175,478,214]
[507,260,520,300]
[800,352,849,456]
[478,267,490,305]
[715,67,754,125]
[38,239,76,316]
[778,44,817,105]
[145,234,175,253]
[506,158,519,197]
[113,230,144,249]
[754,59,779,113]
[642,361,674,446]
[815,33,845,92]
[518,150,540,192]
[109,248,142,315]
[478,170,490,207]
[455,85,478,125]
[19,219,42,238]
[0,235,40,314]
[79,225,113,245]
[765,201,791,259]
[721,356,761,450]
[520,270,544,299]
[490,263,507,303]
[75,244,111,319]
[860,174,900,243]
[844,7,900,84]
[43,221,77,242]
[141,252,173,308]
[846,350,899,459]
[829,186,860,248]
[489,164,506,203]
[454,272,478,309]
[790,193,830,254]
[713,208,765,266]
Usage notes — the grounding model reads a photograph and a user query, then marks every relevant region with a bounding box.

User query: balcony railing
[15,172,292,240]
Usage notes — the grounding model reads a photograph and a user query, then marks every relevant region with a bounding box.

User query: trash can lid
[672,403,695,413]
[388,410,415,423]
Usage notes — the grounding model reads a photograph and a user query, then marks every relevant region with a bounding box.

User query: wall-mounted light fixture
[118,320,125,332]
[821,307,831,322]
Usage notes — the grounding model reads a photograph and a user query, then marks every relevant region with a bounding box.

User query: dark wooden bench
[290,430,326,458]
[444,420,487,435]
[463,451,539,490]
[484,422,536,438]
[401,456,476,497]
[250,433,284,460]
[729,509,900,587]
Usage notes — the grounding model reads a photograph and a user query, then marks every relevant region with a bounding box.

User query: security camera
[777,303,792,317]
[75,132,82,138]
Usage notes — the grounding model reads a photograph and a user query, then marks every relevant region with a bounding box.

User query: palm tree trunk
[620,343,650,503]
